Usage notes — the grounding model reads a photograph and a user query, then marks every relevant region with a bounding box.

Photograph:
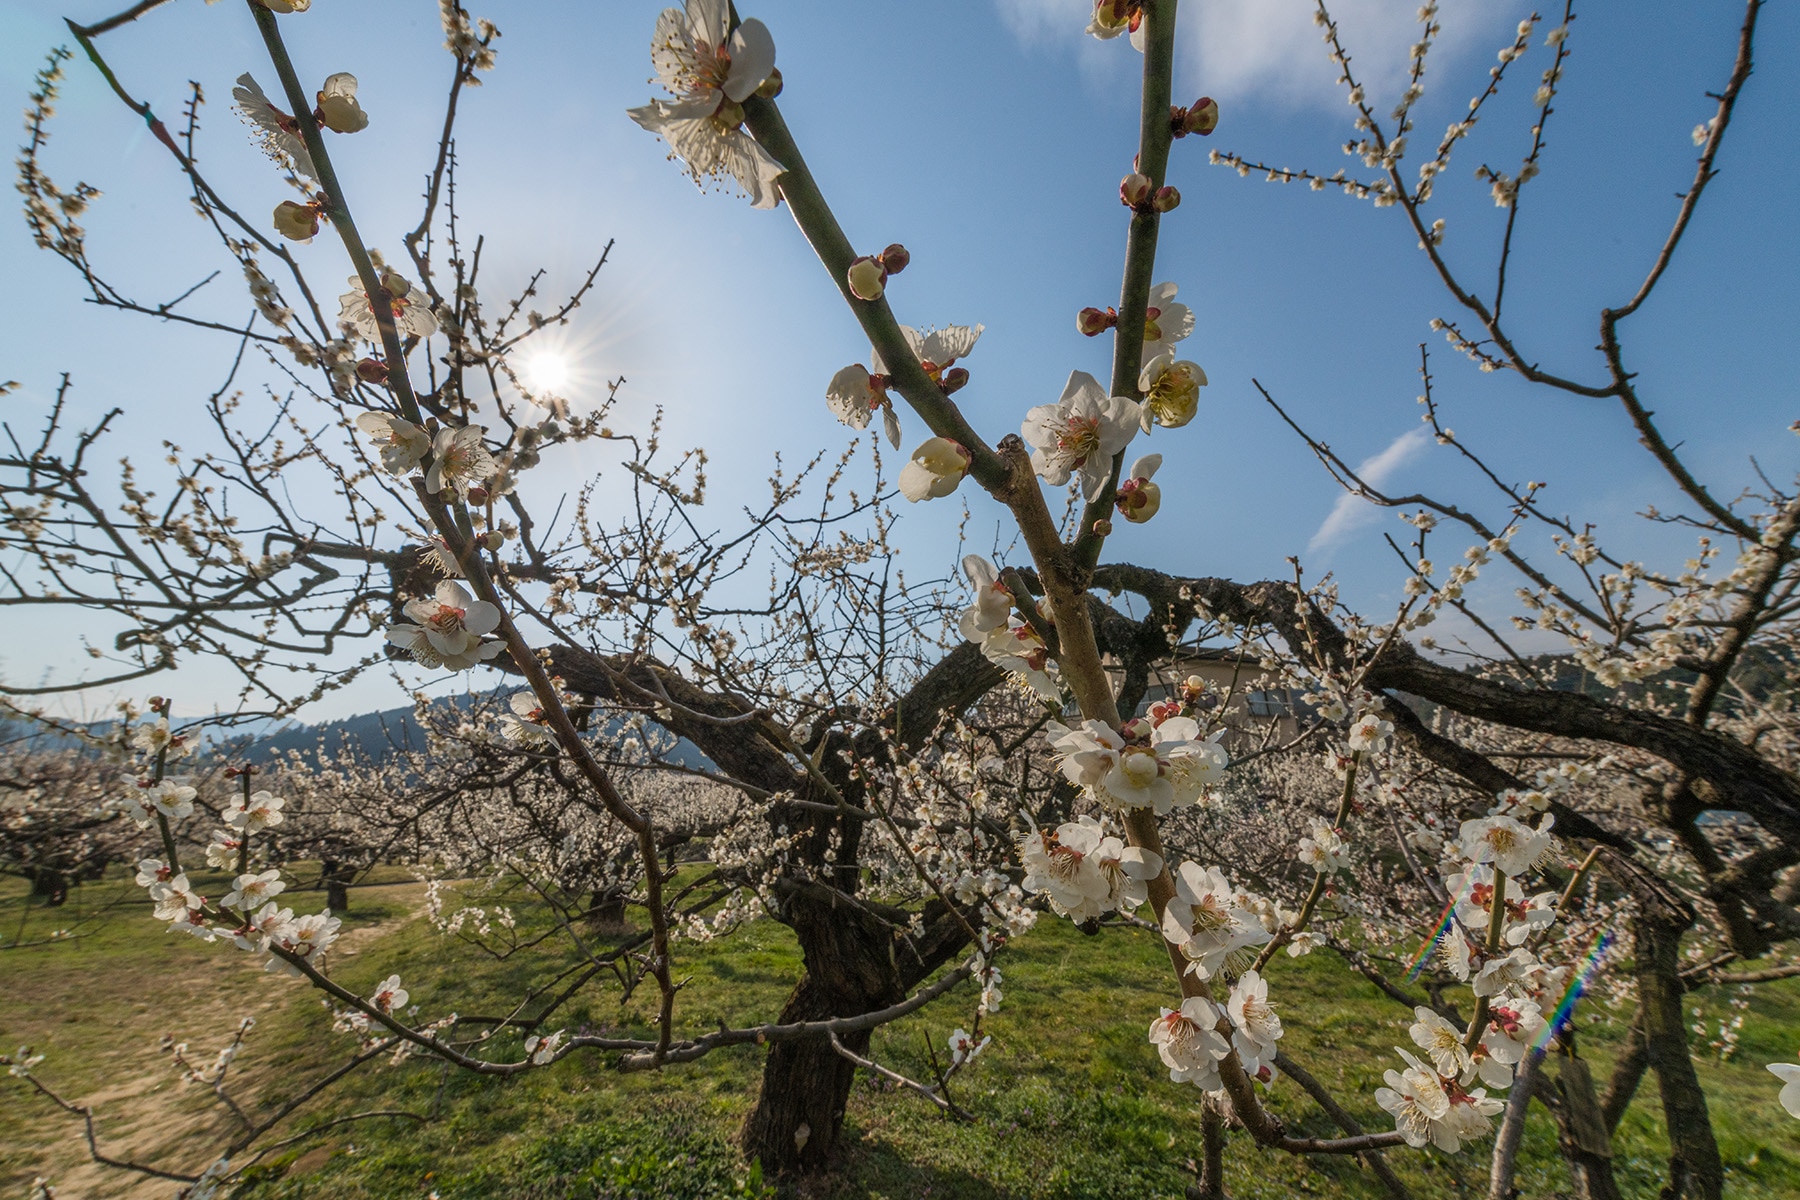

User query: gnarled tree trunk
[739,889,905,1172]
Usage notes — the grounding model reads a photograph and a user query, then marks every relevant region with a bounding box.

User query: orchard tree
[4,1,1799,1197]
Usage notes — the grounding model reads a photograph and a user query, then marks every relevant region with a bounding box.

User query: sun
[523,350,570,394]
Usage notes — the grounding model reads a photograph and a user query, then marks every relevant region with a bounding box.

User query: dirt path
[3,883,429,1200]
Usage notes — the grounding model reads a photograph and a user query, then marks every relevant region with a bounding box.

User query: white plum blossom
[1409,1005,1474,1081]
[499,691,555,743]
[896,437,971,503]
[387,580,507,671]
[132,717,188,759]
[370,975,410,1014]
[824,364,899,447]
[272,910,341,972]
[875,324,982,391]
[1022,370,1141,501]
[957,556,1013,641]
[1051,715,1223,814]
[315,72,368,134]
[1101,740,1173,811]
[222,870,285,911]
[225,790,285,833]
[1114,454,1162,523]
[1227,970,1283,1076]
[1472,946,1543,999]
[525,1029,565,1064]
[1376,1048,1454,1149]
[236,902,295,951]
[1286,931,1324,957]
[1347,713,1393,753]
[1478,1000,1546,1088]
[1444,865,1556,945]
[1139,281,1194,364]
[978,618,1058,698]
[206,830,245,870]
[135,858,172,889]
[338,271,438,341]
[354,412,431,476]
[1296,821,1347,874]
[1137,354,1205,430]
[233,74,316,179]
[1460,814,1555,879]
[125,780,197,827]
[628,1,784,208]
[151,874,204,923]
[947,1027,991,1066]
[1157,720,1230,807]
[425,425,498,497]
[1047,719,1125,790]
[1018,815,1161,922]
[1162,862,1271,979]
[1088,1,1148,53]
[1149,996,1231,1089]
[1768,1063,1800,1118]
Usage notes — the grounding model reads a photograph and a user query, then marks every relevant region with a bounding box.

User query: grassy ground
[2,870,1796,1200]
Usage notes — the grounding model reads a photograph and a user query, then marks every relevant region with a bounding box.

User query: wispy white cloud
[995,0,1523,110]
[1308,426,1430,552]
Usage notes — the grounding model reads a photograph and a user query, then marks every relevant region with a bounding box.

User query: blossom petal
[723,18,776,102]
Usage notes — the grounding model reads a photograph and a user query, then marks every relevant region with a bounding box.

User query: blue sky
[2,0,1795,720]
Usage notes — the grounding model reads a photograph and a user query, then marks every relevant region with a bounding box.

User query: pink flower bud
[466,485,490,506]
[1120,717,1153,741]
[1076,307,1117,337]
[846,256,887,302]
[272,200,319,242]
[1091,517,1114,537]
[940,367,970,394]
[355,357,389,385]
[1186,97,1219,137]
[756,67,784,100]
[879,244,910,275]
[1152,186,1181,212]
[1120,172,1154,209]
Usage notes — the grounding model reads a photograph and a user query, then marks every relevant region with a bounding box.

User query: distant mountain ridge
[243,694,711,768]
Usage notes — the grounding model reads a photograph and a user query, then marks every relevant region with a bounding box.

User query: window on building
[1246,689,1294,718]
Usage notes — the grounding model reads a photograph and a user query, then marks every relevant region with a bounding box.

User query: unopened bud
[465,485,490,506]
[1152,186,1181,212]
[846,256,887,302]
[1076,306,1117,337]
[1116,477,1162,523]
[272,200,319,242]
[1092,1,1133,35]
[315,74,369,134]
[1190,97,1219,136]
[483,530,506,550]
[1120,717,1153,740]
[1120,172,1153,208]
[1091,518,1114,536]
[355,357,390,385]
[940,367,970,394]
[378,267,412,298]
[878,243,910,275]
[756,67,783,100]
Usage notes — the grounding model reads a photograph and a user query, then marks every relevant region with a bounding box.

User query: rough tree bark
[1602,850,1723,1200]
[535,639,1003,1172]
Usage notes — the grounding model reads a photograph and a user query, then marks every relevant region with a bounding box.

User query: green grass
[2,870,1797,1200]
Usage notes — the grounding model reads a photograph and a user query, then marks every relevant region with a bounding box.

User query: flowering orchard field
[5,0,1800,1198]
